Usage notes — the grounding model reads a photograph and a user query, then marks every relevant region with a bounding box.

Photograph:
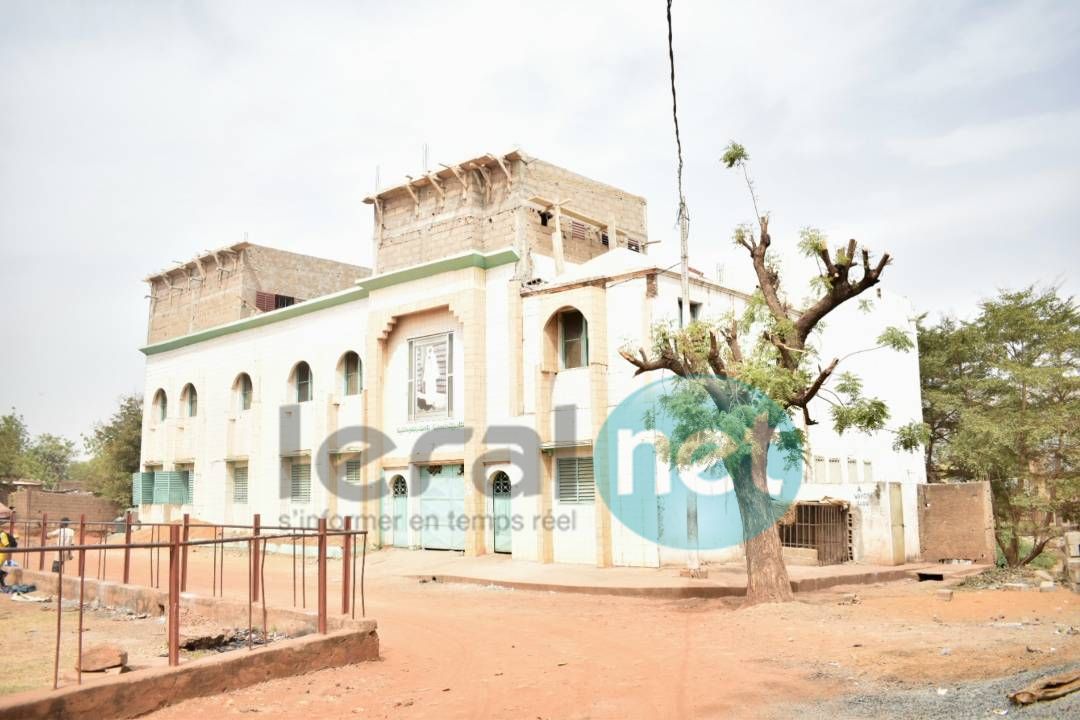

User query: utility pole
[679,204,701,577]
[668,0,701,578]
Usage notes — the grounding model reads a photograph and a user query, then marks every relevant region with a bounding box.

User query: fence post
[77,514,86,578]
[252,513,261,600]
[341,517,352,615]
[168,525,180,667]
[317,518,327,634]
[39,512,48,571]
[6,509,13,537]
[181,513,190,592]
[123,511,132,584]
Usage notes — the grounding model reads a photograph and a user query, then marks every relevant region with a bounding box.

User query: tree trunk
[733,418,794,605]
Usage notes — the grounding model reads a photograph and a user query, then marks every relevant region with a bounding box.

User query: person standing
[0,527,16,588]
[47,517,75,571]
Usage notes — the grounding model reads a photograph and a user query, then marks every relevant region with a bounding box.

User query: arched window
[292,362,313,403]
[152,389,168,423]
[180,383,198,417]
[558,310,588,369]
[234,373,253,411]
[339,351,361,396]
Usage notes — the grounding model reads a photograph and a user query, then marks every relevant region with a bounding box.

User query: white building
[136,150,926,567]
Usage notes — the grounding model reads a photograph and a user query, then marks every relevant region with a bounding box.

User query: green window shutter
[152,471,169,504]
[184,471,193,505]
[345,460,361,485]
[556,457,595,504]
[152,471,189,505]
[290,463,311,503]
[132,472,155,505]
[233,466,249,504]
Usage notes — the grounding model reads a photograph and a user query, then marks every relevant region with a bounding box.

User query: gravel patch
[772,663,1080,719]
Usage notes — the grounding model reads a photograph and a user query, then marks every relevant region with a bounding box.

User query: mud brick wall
[8,489,120,526]
[146,245,370,344]
[917,482,996,563]
[374,154,649,274]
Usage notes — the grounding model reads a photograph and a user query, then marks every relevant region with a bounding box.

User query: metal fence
[1,512,367,690]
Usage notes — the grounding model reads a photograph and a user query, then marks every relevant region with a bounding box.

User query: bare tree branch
[795,245,890,346]
[789,357,840,410]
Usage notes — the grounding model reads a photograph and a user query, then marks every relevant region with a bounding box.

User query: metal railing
[2,512,367,690]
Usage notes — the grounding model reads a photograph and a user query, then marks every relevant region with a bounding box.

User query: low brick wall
[8,489,120,526]
[917,481,997,563]
[0,625,378,720]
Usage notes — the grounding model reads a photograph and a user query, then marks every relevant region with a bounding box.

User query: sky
[1,0,1078,445]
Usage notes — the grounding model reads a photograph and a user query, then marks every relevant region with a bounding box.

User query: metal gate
[778,502,851,565]
[492,471,512,554]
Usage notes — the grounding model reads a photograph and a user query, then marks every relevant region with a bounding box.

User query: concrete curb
[413,567,923,598]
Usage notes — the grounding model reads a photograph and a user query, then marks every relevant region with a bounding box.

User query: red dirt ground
[9,542,1078,718]
[146,554,1076,719]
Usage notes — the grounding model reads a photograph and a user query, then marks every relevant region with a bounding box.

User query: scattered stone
[940,647,952,656]
[838,593,860,605]
[936,687,949,696]
[936,589,953,602]
[1039,581,1056,592]
[1033,569,1054,582]
[1025,646,1042,654]
[77,644,127,672]
[1003,583,1031,591]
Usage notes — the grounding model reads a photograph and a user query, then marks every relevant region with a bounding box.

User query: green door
[492,471,512,554]
[391,475,408,548]
[420,464,465,550]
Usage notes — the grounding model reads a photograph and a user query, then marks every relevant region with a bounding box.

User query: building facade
[136,150,926,567]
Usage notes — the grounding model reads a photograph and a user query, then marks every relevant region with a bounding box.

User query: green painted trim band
[356,247,519,292]
[140,247,518,356]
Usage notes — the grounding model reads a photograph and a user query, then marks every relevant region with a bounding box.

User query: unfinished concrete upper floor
[364,150,648,274]
[143,243,371,344]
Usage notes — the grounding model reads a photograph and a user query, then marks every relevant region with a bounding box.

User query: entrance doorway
[390,475,408,548]
[419,464,465,550]
[492,471,512,554]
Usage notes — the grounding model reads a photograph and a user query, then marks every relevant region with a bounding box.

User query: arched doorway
[491,471,512,554]
[390,475,408,548]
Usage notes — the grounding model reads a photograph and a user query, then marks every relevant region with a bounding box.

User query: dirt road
[140,565,1078,719]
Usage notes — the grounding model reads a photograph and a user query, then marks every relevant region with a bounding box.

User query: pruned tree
[620,143,922,604]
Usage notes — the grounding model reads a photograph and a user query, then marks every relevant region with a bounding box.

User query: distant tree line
[0,395,142,507]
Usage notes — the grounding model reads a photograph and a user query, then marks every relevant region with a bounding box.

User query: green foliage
[876,326,915,352]
[0,410,78,489]
[830,397,889,435]
[834,372,863,397]
[0,410,30,478]
[892,421,931,452]
[918,286,1079,566]
[797,227,828,258]
[828,370,890,436]
[82,395,143,507]
[720,142,749,168]
[24,433,76,490]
